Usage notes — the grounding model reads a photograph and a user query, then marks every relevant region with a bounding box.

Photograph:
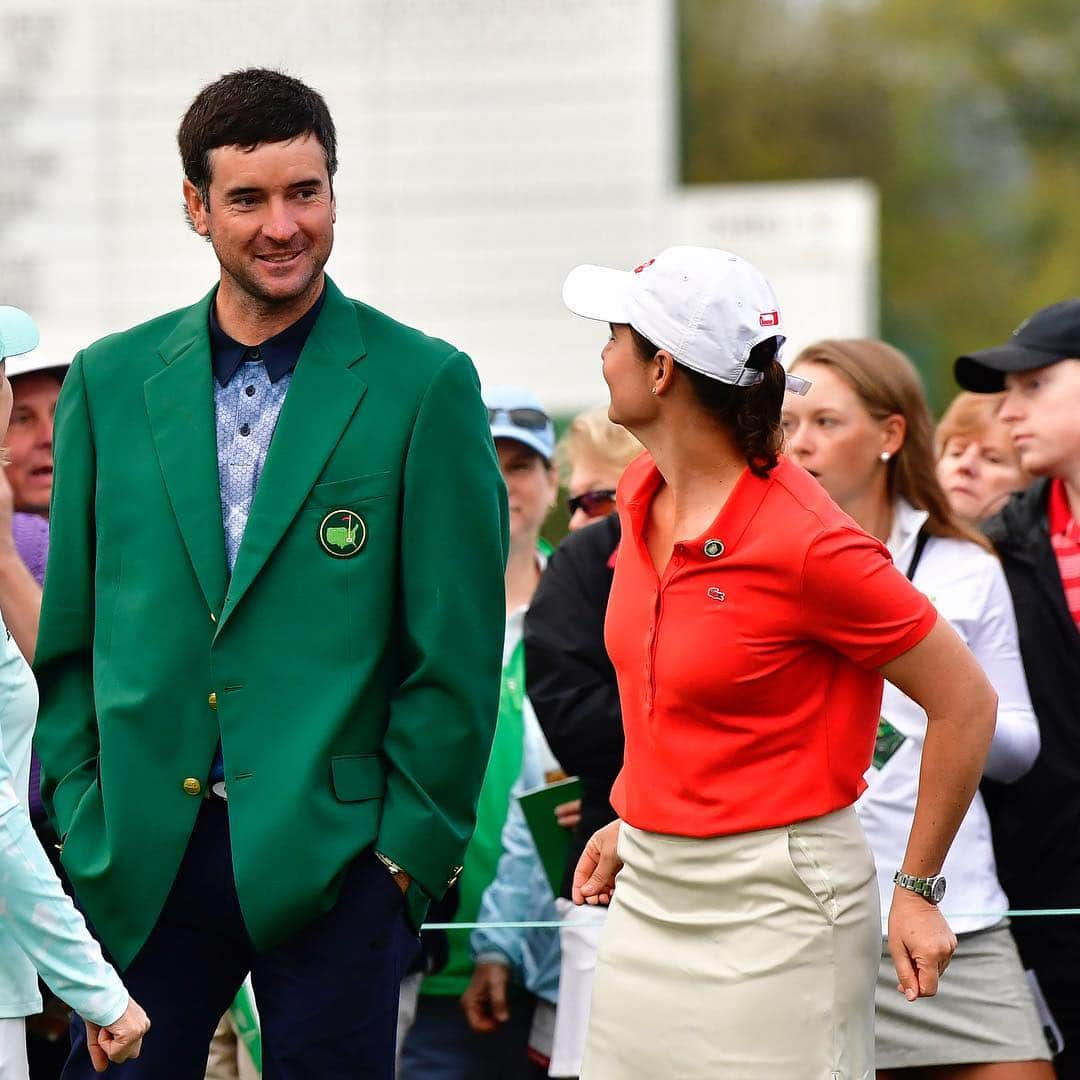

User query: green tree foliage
[680,0,1080,408]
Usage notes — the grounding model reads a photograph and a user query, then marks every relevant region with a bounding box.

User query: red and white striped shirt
[1048,478,1080,629]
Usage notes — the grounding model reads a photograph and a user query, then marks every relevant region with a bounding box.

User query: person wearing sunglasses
[522,406,640,1078]
[566,488,615,525]
[562,247,998,1080]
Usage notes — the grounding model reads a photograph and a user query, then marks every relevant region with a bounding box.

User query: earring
[880,451,891,462]
[650,388,657,396]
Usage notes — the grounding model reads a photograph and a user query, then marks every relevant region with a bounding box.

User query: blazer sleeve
[376,350,508,900]
[33,353,102,840]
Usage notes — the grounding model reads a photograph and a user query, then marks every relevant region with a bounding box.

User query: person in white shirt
[783,337,1053,1079]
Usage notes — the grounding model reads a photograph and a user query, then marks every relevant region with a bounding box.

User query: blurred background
[2,0,1077,413]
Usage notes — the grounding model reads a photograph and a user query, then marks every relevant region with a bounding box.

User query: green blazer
[34,278,508,968]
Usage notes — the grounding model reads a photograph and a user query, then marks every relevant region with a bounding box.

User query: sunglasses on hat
[487,407,550,431]
[567,489,616,519]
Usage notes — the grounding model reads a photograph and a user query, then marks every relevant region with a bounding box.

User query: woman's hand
[572,819,623,906]
[887,889,957,1001]
[85,996,151,1070]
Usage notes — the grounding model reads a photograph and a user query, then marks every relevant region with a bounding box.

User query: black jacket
[524,514,623,899]
[981,479,1080,994]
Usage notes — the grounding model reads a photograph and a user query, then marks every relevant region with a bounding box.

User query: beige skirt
[581,807,880,1080]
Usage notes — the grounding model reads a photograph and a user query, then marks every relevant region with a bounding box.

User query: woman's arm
[969,561,1039,783]
[879,616,997,999]
[0,773,127,1025]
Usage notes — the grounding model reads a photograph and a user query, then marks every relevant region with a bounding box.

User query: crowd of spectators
[2,288,1078,1079]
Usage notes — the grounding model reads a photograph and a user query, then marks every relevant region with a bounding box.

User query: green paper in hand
[517,776,583,894]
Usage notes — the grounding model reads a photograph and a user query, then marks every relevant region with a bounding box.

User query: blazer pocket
[331,753,387,803]
[310,471,393,508]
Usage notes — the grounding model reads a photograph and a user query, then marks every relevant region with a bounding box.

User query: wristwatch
[893,870,946,904]
[375,851,408,883]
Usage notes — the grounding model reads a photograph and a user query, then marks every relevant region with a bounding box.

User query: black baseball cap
[955,299,1080,393]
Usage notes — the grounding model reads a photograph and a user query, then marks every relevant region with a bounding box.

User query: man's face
[3,371,61,514]
[999,359,1080,478]
[183,133,335,309]
[495,440,557,547]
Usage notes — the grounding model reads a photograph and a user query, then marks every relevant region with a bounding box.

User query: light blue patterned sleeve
[0,748,128,1026]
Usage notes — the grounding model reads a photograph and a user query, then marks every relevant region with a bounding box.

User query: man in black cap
[956,301,1080,1073]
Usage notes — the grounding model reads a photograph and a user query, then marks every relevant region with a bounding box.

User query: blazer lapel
[218,280,368,630]
[144,289,229,615]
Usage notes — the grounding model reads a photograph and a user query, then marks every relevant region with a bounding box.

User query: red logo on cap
[633,259,656,274]
[759,311,779,327]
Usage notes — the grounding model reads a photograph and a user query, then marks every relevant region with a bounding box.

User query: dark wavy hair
[178,68,337,211]
[631,329,786,477]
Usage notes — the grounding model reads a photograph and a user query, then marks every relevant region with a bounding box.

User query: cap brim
[562,265,633,324]
[0,307,40,360]
[490,426,553,462]
[3,353,69,381]
[955,342,1066,393]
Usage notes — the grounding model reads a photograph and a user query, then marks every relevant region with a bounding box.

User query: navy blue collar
[209,287,326,387]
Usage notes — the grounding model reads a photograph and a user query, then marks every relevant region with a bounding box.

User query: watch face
[931,877,947,903]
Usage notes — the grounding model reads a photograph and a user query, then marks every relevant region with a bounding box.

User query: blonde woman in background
[523,407,640,1079]
[936,392,1031,525]
[783,339,1052,1080]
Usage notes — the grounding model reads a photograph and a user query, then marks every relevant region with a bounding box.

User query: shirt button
[182,778,202,796]
[239,423,251,437]
[249,347,261,360]
[245,385,256,397]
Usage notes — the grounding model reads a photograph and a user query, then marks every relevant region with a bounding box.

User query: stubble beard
[211,232,332,315]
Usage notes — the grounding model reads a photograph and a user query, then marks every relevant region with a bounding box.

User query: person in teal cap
[0,306,149,1077]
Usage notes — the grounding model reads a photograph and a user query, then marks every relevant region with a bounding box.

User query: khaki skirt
[581,807,880,1080]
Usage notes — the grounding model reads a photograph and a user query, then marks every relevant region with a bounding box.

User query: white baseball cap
[562,246,811,395]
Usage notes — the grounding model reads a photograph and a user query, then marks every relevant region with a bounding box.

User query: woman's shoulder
[766,457,868,538]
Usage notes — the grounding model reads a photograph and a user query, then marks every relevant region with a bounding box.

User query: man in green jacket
[34,68,507,1080]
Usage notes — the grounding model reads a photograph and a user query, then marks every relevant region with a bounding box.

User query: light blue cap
[0,307,40,361]
[483,384,555,462]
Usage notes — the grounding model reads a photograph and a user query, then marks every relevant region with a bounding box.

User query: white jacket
[855,498,1039,933]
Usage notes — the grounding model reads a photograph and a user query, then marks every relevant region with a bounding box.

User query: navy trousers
[62,797,417,1079]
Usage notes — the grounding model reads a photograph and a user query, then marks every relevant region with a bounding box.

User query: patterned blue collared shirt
[207,289,325,782]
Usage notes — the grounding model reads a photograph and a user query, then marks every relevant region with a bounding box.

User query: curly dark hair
[631,329,785,477]
[178,68,337,209]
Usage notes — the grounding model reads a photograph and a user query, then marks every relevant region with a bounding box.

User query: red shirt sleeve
[799,524,937,669]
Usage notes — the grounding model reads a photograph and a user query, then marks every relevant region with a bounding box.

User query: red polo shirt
[606,453,937,838]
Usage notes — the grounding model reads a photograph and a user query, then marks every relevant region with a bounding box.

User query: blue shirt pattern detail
[206,290,324,783]
[215,365,292,574]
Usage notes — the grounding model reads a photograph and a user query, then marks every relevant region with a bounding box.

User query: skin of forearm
[900,684,997,877]
[0,549,42,663]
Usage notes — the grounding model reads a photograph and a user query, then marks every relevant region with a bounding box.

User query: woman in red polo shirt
[560,248,998,1080]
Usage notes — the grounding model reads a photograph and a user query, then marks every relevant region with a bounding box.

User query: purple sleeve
[11,512,49,586]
